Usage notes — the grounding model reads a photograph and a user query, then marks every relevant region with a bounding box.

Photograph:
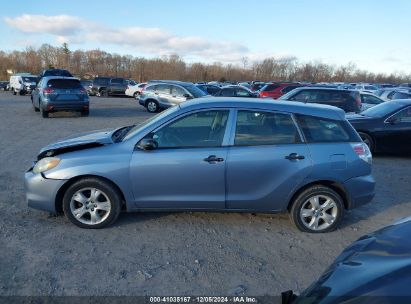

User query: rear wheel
[133,92,139,98]
[12,88,16,95]
[290,185,344,233]
[146,100,159,113]
[32,98,39,112]
[81,110,89,117]
[40,103,49,118]
[358,132,374,153]
[62,178,122,229]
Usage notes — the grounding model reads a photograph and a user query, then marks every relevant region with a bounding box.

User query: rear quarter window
[296,115,360,143]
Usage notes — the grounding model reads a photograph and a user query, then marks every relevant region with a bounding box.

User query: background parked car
[80,80,93,95]
[126,82,146,98]
[9,74,38,95]
[250,81,266,91]
[360,92,385,111]
[138,81,206,112]
[0,81,9,90]
[213,85,258,97]
[279,87,362,113]
[347,100,411,153]
[289,218,411,303]
[31,77,89,118]
[374,88,397,101]
[354,84,378,94]
[91,77,128,97]
[390,89,411,100]
[259,82,302,99]
[196,84,221,95]
[39,69,73,79]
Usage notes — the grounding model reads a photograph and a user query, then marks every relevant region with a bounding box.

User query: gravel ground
[1,91,411,297]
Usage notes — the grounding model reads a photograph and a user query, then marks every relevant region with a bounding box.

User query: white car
[9,74,38,95]
[360,92,385,111]
[355,84,378,94]
[125,82,147,98]
[375,88,397,101]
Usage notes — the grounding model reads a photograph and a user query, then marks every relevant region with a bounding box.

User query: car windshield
[361,101,405,118]
[184,85,207,98]
[122,106,180,141]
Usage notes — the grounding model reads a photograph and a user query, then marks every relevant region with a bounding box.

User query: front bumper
[24,171,67,213]
[344,174,376,209]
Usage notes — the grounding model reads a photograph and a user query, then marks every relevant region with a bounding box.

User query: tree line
[0,43,409,84]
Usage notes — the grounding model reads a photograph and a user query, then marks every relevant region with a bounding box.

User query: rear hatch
[45,79,87,102]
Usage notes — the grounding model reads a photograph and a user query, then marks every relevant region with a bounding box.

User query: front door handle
[203,155,224,163]
[285,153,305,160]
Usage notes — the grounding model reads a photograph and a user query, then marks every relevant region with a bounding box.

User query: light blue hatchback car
[25,98,375,232]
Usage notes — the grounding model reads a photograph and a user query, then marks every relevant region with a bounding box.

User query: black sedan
[346,100,411,154]
[284,217,411,303]
[213,85,258,98]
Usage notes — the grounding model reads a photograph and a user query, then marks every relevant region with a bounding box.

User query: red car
[259,83,302,99]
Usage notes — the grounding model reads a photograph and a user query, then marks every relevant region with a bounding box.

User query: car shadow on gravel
[112,212,172,227]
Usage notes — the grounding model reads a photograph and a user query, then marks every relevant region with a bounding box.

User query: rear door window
[155,84,171,95]
[235,110,300,146]
[296,115,360,143]
[46,79,82,89]
[235,88,252,97]
[362,95,383,105]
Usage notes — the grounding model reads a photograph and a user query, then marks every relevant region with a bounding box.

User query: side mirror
[386,116,398,124]
[137,138,158,150]
[183,93,192,99]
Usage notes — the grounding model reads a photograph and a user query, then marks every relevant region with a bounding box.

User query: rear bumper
[42,100,89,112]
[344,174,376,209]
[24,171,67,213]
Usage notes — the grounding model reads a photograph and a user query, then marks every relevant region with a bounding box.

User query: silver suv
[138,81,207,112]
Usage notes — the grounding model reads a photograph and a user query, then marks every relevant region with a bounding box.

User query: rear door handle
[203,155,224,163]
[285,153,305,160]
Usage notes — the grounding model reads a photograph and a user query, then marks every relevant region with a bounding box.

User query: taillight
[260,91,269,98]
[351,143,372,164]
[43,88,54,94]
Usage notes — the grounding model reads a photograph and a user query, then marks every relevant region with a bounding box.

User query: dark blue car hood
[38,129,115,159]
[295,219,411,303]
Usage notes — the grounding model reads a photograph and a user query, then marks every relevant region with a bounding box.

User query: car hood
[38,128,115,159]
[295,220,411,303]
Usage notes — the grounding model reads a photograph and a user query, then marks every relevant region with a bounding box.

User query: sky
[1,0,410,74]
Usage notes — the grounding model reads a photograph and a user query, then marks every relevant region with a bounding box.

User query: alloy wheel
[299,195,338,231]
[69,188,111,225]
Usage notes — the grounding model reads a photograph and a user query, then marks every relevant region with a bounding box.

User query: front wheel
[146,100,159,113]
[63,178,122,229]
[290,185,344,233]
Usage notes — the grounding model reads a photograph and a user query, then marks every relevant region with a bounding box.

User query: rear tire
[62,178,122,229]
[358,132,374,153]
[32,98,39,112]
[290,185,344,233]
[81,110,89,117]
[40,103,49,118]
[19,90,25,96]
[12,88,16,95]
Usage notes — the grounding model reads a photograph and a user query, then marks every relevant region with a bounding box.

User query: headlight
[33,157,61,174]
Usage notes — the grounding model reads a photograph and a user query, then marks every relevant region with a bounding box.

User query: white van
[9,74,38,95]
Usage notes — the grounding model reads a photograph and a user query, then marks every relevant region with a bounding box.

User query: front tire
[146,100,159,113]
[290,185,344,233]
[12,88,16,95]
[62,178,122,229]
